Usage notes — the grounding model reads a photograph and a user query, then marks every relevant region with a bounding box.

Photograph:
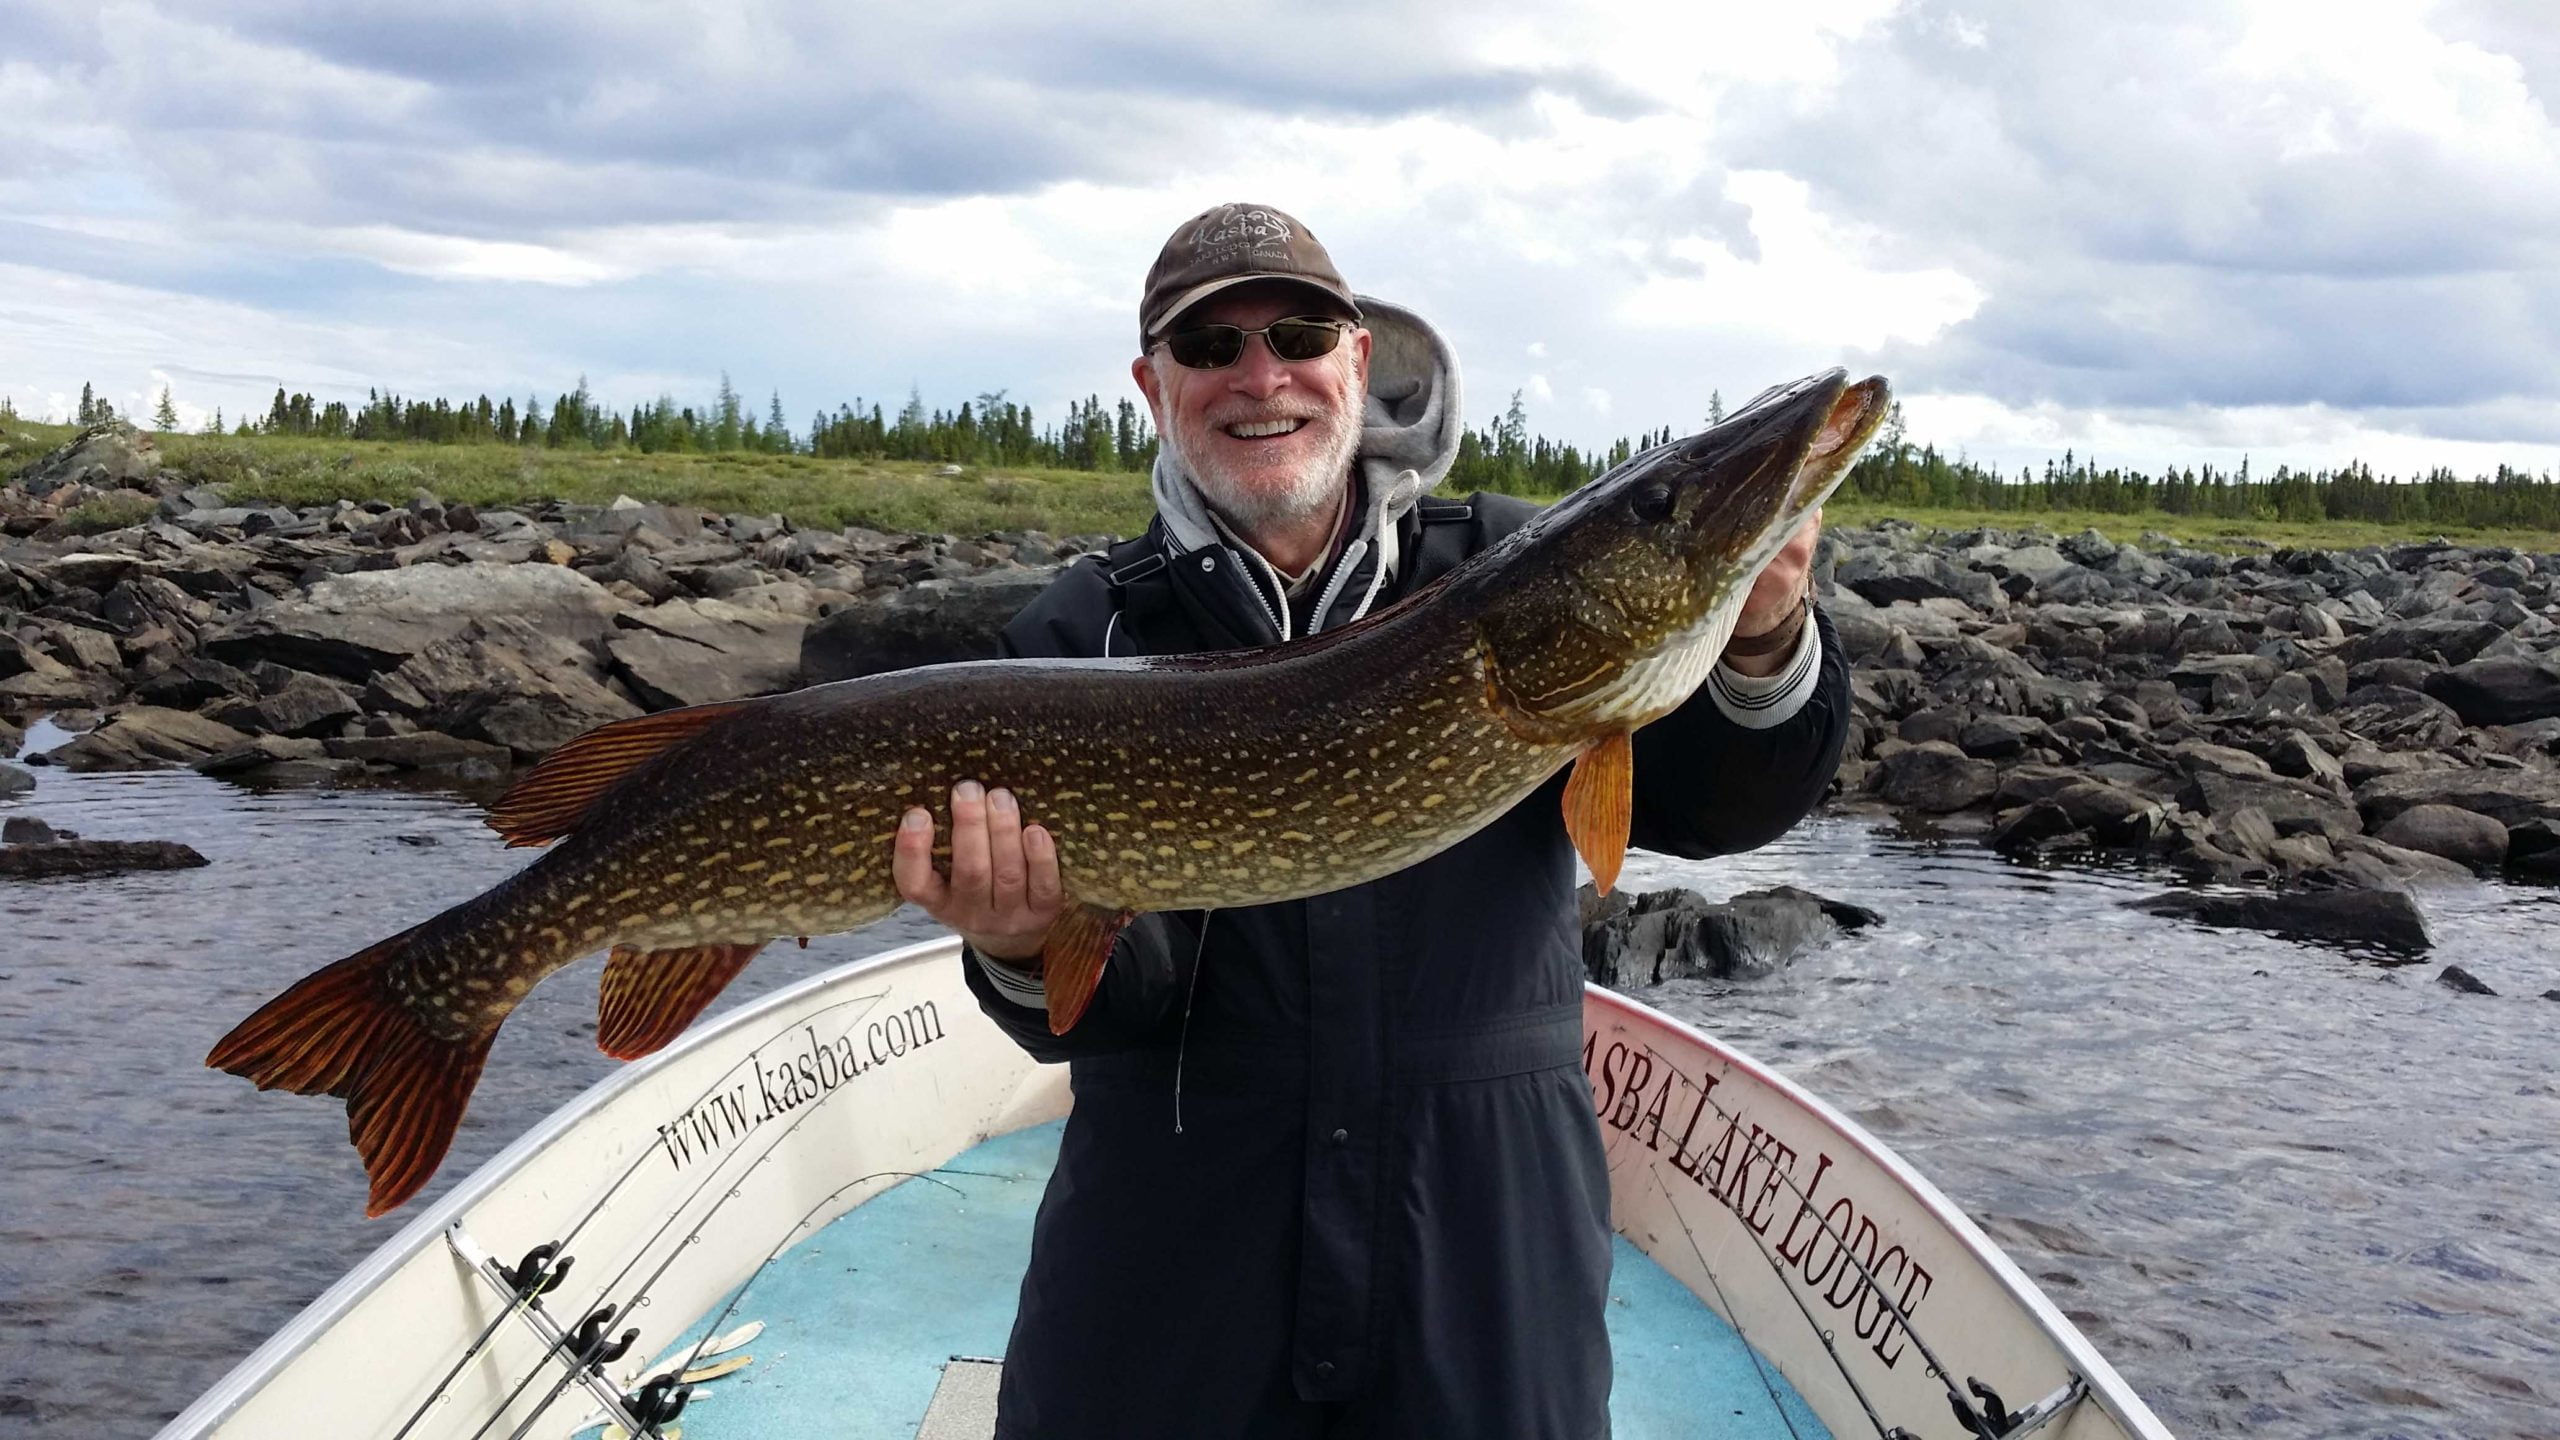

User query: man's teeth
[1225,419,1305,439]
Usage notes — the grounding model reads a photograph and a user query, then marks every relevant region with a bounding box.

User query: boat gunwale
[1588,985,2177,1440]
[150,934,971,1440]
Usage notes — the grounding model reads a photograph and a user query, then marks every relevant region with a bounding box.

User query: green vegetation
[8,383,2556,551]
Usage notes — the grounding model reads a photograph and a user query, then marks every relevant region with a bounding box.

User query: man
[891,202,1848,1439]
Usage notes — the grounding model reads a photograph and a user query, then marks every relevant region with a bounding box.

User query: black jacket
[967,491,1850,1440]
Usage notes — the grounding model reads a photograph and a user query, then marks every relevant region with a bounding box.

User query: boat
[157,936,2176,1439]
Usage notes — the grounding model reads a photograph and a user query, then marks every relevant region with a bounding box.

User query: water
[1,738,2554,1439]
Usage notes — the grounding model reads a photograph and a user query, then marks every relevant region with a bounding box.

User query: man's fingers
[947,781,990,901]
[985,788,1029,905]
[890,807,946,909]
[1023,824,1065,917]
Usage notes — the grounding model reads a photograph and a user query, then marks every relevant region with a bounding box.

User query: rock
[1579,883,1876,986]
[134,656,259,710]
[204,561,629,681]
[0,839,208,878]
[32,707,252,771]
[605,598,810,709]
[2354,768,2560,830]
[2435,965,2497,996]
[1958,714,2047,758]
[209,670,361,738]
[2126,887,2430,952]
[2170,740,2276,781]
[194,735,329,776]
[799,570,1058,685]
[3,815,59,843]
[2314,834,2477,889]
[2423,657,2560,726]
[2373,804,2509,869]
[323,733,514,776]
[2266,733,2346,788]
[2181,771,2362,838]
[14,422,161,498]
[0,762,33,797]
[1874,741,1998,812]
[387,617,641,761]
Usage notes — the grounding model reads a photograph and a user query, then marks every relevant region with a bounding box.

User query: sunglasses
[1157,316,1354,370]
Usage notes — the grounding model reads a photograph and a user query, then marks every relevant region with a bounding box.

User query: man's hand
[1723,509,1821,678]
[892,781,1066,964]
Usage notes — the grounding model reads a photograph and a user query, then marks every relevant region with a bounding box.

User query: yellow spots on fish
[1248,807,1277,819]
[737,859,767,874]
[1104,811,1130,822]
[855,806,883,818]
[1137,797,1159,810]
[1426,756,1452,771]
[565,894,592,912]
[1230,840,1257,856]
[1293,767,1320,783]
[721,884,748,899]
[828,841,858,857]
[1279,830,1313,843]
[1334,792,1367,808]
[825,889,847,905]
[1081,822,1102,835]
[1381,776,1410,794]
[1421,793,1448,809]
[1269,856,1296,871]
[609,886,642,903]
[1290,799,1315,813]
[1360,837,1397,855]
[1117,849,1148,863]
[1244,770,1269,782]
[1370,810,1400,826]
[1341,767,1362,781]
[658,901,682,917]
[1418,697,1446,711]
[1152,819,1179,832]
[1333,828,1362,845]
[766,834,796,849]
[1468,762,1496,784]
[1052,788,1084,802]
[763,871,797,887]
[1190,838,1219,851]
[1438,720,1463,739]
[688,898,712,914]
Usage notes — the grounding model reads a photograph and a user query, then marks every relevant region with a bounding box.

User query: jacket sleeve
[959,558,1195,1059]
[1627,602,1851,859]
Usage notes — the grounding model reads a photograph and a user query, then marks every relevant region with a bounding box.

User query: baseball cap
[1139,202,1361,349]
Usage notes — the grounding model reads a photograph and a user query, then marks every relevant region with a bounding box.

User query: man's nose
[1225,333,1295,399]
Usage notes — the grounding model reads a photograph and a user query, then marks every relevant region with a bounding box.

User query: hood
[1146,296,1464,628]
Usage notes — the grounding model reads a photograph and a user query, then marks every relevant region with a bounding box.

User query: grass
[6,419,2555,552]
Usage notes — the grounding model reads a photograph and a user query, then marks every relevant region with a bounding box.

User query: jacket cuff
[965,943,1048,1010]
[1707,609,1824,730]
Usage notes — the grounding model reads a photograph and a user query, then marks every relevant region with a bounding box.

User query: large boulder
[0,761,32,796]
[0,838,208,878]
[2125,887,2430,953]
[31,707,251,771]
[2423,657,2560,726]
[1873,741,1998,812]
[13,422,162,499]
[606,598,811,709]
[799,570,1058,686]
[203,561,629,681]
[2355,768,2560,830]
[2373,804,2509,869]
[1580,883,1880,986]
[385,616,641,761]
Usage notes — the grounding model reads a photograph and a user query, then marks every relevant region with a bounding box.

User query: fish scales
[209,368,1890,1215]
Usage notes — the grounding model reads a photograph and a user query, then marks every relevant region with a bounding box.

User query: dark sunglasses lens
[1266,319,1346,362]
[1167,326,1245,369]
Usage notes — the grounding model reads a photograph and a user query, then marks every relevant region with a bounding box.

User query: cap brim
[1143,275,1362,342]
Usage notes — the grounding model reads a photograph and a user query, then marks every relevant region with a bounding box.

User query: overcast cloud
[4,0,2554,479]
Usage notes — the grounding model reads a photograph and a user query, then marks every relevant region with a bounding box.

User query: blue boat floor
[615,1120,1828,1439]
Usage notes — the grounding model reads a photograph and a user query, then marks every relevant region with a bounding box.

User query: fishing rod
[476,997,928,1440]
[1646,1165,1826,1440]
[383,986,894,1439]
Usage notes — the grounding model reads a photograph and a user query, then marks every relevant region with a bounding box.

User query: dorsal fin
[485,702,748,847]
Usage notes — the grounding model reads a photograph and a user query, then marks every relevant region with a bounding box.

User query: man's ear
[1131,353,1164,416]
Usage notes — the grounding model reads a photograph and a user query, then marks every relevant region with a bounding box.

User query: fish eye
[1631,482,1676,522]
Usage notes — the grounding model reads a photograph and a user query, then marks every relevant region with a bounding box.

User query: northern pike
[209,369,1888,1215]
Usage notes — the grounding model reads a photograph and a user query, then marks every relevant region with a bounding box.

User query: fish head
[1470,368,1889,735]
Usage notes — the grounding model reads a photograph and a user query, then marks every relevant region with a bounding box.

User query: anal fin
[1563,731,1634,896]
[1039,904,1134,1036]
[597,941,768,1060]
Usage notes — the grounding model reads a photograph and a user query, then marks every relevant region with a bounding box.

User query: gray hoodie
[1144,296,1463,641]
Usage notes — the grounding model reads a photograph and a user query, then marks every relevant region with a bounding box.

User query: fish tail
[206,925,497,1218]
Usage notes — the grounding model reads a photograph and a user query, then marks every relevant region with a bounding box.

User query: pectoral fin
[1040,903,1135,1036]
[1563,731,1634,897]
[596,941,768,1060]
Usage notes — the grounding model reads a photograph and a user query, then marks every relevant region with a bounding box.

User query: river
[1,726,2553,1439]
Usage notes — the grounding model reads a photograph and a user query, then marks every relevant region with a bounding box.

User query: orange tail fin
[206,928,497,1218]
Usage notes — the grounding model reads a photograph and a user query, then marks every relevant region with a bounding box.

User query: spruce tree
[153,386,180,430]
[78,383,97,425]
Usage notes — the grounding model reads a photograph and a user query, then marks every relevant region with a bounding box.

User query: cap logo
[1188,205,1297,270]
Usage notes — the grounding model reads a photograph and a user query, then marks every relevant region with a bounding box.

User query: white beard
[1154,353,1365,535]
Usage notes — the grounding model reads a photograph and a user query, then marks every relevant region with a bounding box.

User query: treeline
[230,375,1162,473]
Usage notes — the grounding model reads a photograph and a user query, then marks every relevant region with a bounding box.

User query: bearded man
[892,202,1848,1440]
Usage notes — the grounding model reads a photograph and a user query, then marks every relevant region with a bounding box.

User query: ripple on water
[3,759,2558,1439]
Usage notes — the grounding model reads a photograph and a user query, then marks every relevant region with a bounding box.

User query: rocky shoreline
[6,423,2559,977]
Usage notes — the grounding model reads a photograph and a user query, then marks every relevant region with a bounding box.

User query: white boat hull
[160,939,2172,1440]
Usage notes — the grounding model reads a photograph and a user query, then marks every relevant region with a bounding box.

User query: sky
[4,0,2556,480]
